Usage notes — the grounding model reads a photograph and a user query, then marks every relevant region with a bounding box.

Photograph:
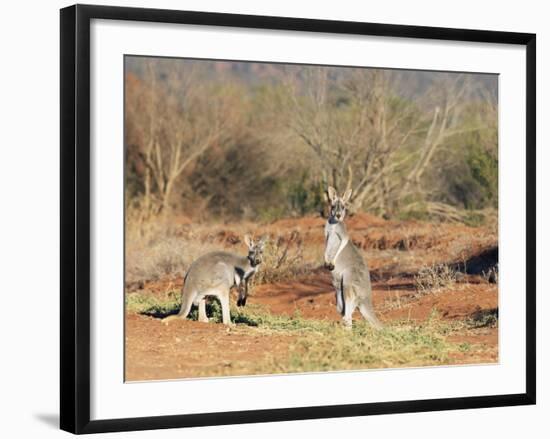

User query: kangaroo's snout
[324,262,335,271]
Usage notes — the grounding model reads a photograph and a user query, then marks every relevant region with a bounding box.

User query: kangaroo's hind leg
[359,299,383,329]
[198,298,209,323]
[342,283,357,329]
[219,289,232,325]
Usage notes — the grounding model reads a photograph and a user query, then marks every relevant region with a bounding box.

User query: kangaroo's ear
[244,234,253,249]
[258,235,268,248]
[342,188,353,204]
[327,186,337,203]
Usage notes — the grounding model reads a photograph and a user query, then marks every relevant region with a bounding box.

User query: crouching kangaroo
[162,235,265,325]
[324,187,382,329]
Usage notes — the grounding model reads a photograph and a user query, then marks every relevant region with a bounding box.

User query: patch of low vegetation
[414,263,458,295]
[231,307,474,372]
[232,306,333,333]
[126,290,182,317]
[126,289,228,321]
[253,231,313,284]
[235,306,484,371]
[126,290,494,375]
[285,321,452,372]
[468,307,498,328]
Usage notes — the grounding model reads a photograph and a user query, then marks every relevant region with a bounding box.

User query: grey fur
[324,187,382,329]
[163,235,264,325]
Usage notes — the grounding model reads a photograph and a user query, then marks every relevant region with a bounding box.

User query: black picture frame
[60,4,536,434]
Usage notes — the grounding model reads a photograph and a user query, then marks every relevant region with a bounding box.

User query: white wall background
[0,0,546,437]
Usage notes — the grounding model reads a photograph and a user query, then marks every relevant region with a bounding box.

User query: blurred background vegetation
[125,57,498,226]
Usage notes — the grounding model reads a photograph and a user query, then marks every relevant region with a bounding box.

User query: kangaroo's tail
[359,302,383,329]
[161,314,180,325]
[162,271,190,325]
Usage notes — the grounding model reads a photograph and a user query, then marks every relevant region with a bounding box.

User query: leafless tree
[125,59,237,217]
[399,75,474,197]
[283,67,416,215]
[282,67,477,218]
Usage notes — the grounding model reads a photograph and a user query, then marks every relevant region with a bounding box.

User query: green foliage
[231,306,331,332]
[466,143,498,207]
[189,299,224,322]
[125,290,226,321]
[462,211,488,227]
[441,143,497,212]
[436,102,498,213]
[287,173,323,216]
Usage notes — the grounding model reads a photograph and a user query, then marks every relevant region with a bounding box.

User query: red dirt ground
[248,271,498,322]
[125,272,497,381]
[125,214,498,381]
[125,313,296,381]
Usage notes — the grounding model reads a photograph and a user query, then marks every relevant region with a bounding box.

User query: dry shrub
[414,264,458,295]
[254,230,312,284]
[125,237,219,284]
[125,210,221,284]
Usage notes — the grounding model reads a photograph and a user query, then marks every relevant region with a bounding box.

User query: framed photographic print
[60,4,536,434]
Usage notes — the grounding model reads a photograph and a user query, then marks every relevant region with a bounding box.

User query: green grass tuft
[125,290,226,321]
[125,290,181,317]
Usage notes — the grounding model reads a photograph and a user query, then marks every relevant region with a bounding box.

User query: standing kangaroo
[162,235,265,325]
[324,187,382,329]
